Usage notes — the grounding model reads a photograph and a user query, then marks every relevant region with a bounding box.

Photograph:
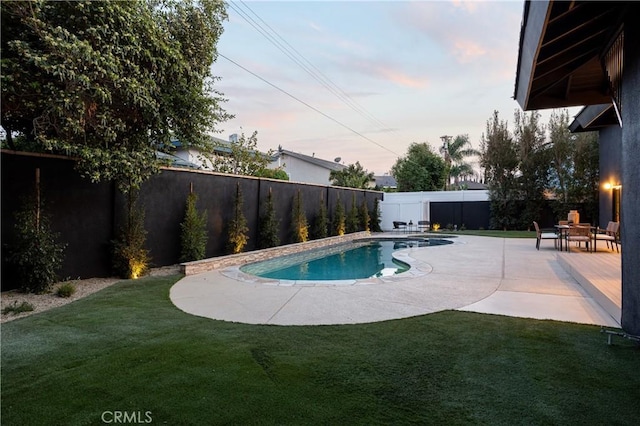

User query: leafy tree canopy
[391,142,446,192]
[1,0,232,191]
[205,131,278,178]
[439,134,480,190]
[329,161,374,189]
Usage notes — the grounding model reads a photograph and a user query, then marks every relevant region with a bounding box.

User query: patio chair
[417,220,431,232]
[392,221,407,234]
[593,221,620,252]
[566,224,591,252]
[533,221,558,250]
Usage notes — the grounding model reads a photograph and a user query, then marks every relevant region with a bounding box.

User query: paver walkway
[170,235,620,327]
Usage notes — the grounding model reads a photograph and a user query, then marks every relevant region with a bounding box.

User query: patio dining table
[555,224,598,252]
[554,224,570,251]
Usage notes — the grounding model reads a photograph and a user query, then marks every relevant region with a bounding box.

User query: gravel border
[1,265,180,323]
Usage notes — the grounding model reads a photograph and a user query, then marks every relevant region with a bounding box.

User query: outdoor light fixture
[603,182,622,190]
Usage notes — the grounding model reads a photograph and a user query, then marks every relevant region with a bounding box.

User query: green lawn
[2,275,638,425]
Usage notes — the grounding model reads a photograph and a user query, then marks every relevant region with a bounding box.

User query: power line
[227,1,392,133]
[218,53,402,157]
[237,0,389,130]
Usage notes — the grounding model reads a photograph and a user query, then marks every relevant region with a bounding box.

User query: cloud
[392,1,521,81]
[452,39,487,63]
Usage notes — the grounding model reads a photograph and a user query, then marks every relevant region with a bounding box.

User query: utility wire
[227,0,392,133]
[218,53,402,157]
[236,0,389,130]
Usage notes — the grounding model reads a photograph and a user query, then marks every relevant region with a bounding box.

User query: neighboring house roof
[170,135,233,155]
[374,175,397,188]
[273,149,345,172]
[456,180,488,190]
[156,151,201,169]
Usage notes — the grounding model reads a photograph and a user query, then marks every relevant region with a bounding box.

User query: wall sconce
[603,182,622,190]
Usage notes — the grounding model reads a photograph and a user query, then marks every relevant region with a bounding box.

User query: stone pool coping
[180,231,453,276]
[218,243,436,287]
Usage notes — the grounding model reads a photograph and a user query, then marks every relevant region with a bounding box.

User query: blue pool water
[240,238,453,281]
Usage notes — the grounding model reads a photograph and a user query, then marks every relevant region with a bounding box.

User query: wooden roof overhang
[568,103,619,133]
[514,1,628,112]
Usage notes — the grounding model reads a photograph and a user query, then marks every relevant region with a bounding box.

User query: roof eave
[514,0,551,111]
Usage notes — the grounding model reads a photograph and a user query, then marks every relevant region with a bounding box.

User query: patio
[171,234,620,327]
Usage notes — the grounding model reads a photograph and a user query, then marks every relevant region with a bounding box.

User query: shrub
[291,190,308,243]
[346,194,359,233]
[56,282,76,298]
[333,198,346,236]
[359,200,370,232]
[180,191,208,262]
[370,198,382,232]
[9,197,66,294]
[228,183,249,253]
[113,192,150,279]
[2,301,35,315]
[311,193,328,240]
[259,188,280,249]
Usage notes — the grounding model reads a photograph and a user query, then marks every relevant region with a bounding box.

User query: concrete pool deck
[169,234,620,327]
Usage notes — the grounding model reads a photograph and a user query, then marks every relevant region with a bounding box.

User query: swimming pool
[240,238,453,281]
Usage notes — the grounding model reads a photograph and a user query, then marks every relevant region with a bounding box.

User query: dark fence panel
[1,152,115,290]
[1,151,382,290]
[430,201,490,230]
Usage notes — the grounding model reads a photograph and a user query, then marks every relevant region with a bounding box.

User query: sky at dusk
[212,0,580,175]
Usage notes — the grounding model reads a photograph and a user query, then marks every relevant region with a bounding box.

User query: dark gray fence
[430,201,491,230]
[1,151,382,290]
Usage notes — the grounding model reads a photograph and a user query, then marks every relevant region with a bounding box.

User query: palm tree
[439,134,480,190]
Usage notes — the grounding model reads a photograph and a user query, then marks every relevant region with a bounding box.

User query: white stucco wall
[380,191,489,231]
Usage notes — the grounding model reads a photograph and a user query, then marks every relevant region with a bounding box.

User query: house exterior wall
[174,147,212,169]
[270,155,334,185]
[598,125,622,228]
[621,17,640,335]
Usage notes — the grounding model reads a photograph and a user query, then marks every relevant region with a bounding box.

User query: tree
[180,191,208,262]
[513,110,548,230]
[206,131,275,177]
[480,111,519,230]
[259,188,280,249]
[291,190,308,243]
[547,110,599,221]
[568,132,599,222]
[439,134,480,190]
[548,110,573,206]
[228,183,249,253]
[391,143,446,192]
[1,0,232,192]
[329,162,374,188]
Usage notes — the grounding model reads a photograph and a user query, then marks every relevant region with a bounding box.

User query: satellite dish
[334,157,341,163]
